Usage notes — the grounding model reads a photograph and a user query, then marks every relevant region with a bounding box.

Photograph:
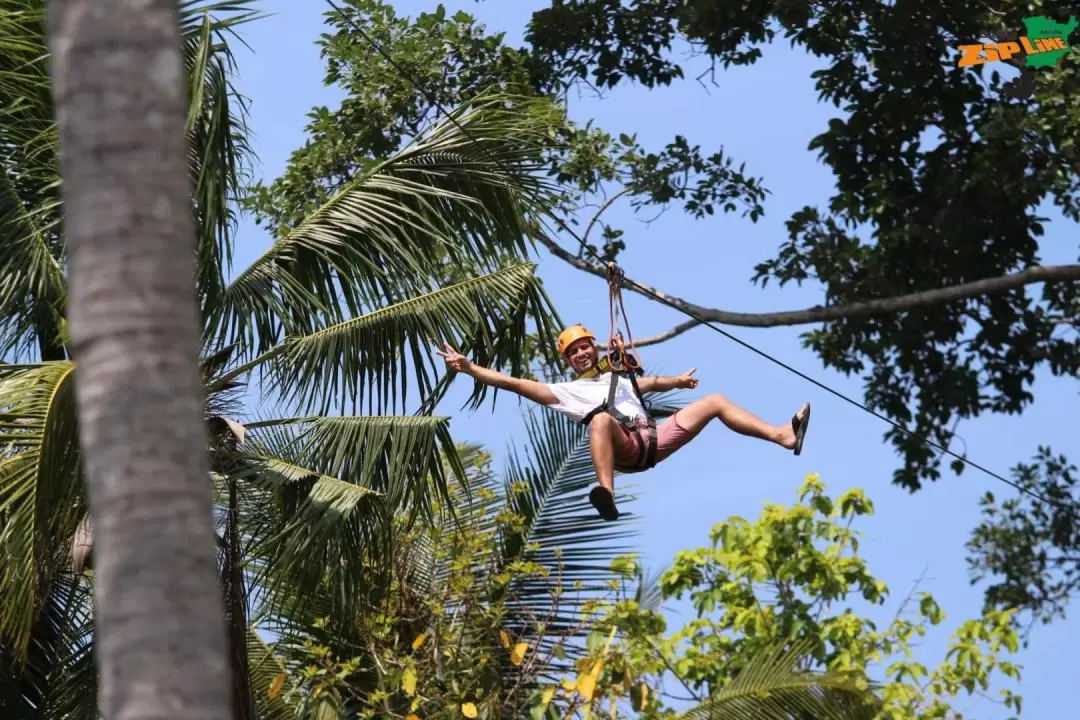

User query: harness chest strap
[579,371,657,470]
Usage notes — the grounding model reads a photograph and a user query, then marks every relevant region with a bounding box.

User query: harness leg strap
[644,417,658,468]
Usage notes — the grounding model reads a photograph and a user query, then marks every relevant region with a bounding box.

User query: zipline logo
[956,15,1078,99]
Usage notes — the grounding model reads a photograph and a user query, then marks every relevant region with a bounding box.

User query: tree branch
[632,318,701,348]
[534,232,1080,334]
[580,186,633,254]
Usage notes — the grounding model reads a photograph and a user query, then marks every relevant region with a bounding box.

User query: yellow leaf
[577,673,596,702]
[402,668,417,696]
[411,697,422,711]
[499,630,510,648]
[510,642,528,666]
[560,678,576,692]
[461,702,478,718]
[541,686,555,706]
[412,633,426,650]
[268,672,286,700]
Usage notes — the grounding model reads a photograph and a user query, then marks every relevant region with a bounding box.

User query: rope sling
[578,264,657,471]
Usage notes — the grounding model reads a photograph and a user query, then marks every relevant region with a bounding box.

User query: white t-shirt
[544,374,646,424]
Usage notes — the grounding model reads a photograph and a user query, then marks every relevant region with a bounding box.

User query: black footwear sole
[792,403,811,456]
[589,485,619,521]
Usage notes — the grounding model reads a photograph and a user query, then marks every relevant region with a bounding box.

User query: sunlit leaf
[402,668,417,696]
[511,642,528,666]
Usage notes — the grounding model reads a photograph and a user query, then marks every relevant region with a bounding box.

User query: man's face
[564,337,598,375]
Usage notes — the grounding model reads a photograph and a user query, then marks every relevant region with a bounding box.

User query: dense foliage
[534,476,1023,719]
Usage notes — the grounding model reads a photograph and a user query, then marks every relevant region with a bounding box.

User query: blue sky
[229,2,1077,715]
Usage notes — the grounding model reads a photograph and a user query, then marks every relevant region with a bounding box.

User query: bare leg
[675,393,807,450]
[588,413,624,493]
[586,414,631,521]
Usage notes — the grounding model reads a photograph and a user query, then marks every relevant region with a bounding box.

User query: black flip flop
[589,485,620,521]
[792,403,811,456]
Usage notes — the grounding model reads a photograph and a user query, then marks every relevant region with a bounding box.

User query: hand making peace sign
[676,367,699,389]
[435,342,472,374]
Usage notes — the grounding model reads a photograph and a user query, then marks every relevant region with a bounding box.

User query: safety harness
[577,264,658,472]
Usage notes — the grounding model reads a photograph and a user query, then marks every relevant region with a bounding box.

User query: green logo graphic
[956,15,1078,98]
[1021,15,1078,68]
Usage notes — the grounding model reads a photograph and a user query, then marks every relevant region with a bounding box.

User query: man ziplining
[436,323,811,522]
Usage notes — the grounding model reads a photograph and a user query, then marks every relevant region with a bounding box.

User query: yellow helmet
[556,324,595,356]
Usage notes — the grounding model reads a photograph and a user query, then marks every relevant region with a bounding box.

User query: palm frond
[209,93,565,361]
[494,408,638,647]
[32,573,96,720]
[680,639,882,720]
[0,362,82,660]
[244,263,558,416]
[238,415,457,621]
[634,563,668,613]
[246,627,299,720]
[0,1,259,363]
[244,414,460,518]
[181,2,262,322]
[0,1,67,362]
[480,390,684,683]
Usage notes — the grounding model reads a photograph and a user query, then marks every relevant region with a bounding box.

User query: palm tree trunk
[221,480,255,720]
[45,1,229,717]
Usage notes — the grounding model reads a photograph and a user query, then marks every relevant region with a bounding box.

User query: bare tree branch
[580,187,633,254]
[534,232,1080,334]
[632,318,701,348]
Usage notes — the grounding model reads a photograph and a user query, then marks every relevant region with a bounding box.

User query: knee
[589,413,620,438]
[706,393,731,412]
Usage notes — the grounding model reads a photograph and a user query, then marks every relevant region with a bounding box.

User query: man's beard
[573,356,595,373]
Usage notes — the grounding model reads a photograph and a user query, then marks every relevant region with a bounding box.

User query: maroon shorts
[611,411,695,472]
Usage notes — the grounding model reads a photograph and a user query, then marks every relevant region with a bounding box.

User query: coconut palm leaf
[0,1,67,362]
[678,639,882,720]
[181,1,262,318]
[206,94,564,362]
[0,362,82,660]
[394,389,682,682]
[27,574,96,720]
[497,396,683,637]
[244,415,462,518]
[236,415,458,621]
[0,0,260,363]
[232,262,558,417]
[246,627,299,720]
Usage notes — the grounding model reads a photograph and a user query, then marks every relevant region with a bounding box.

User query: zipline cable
[321,0,1066,512]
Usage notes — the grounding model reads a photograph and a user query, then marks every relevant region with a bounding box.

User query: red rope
[605,263,641,372]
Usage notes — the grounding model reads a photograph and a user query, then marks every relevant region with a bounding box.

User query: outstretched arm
[436,343,558,406]
[637,368,699,394]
